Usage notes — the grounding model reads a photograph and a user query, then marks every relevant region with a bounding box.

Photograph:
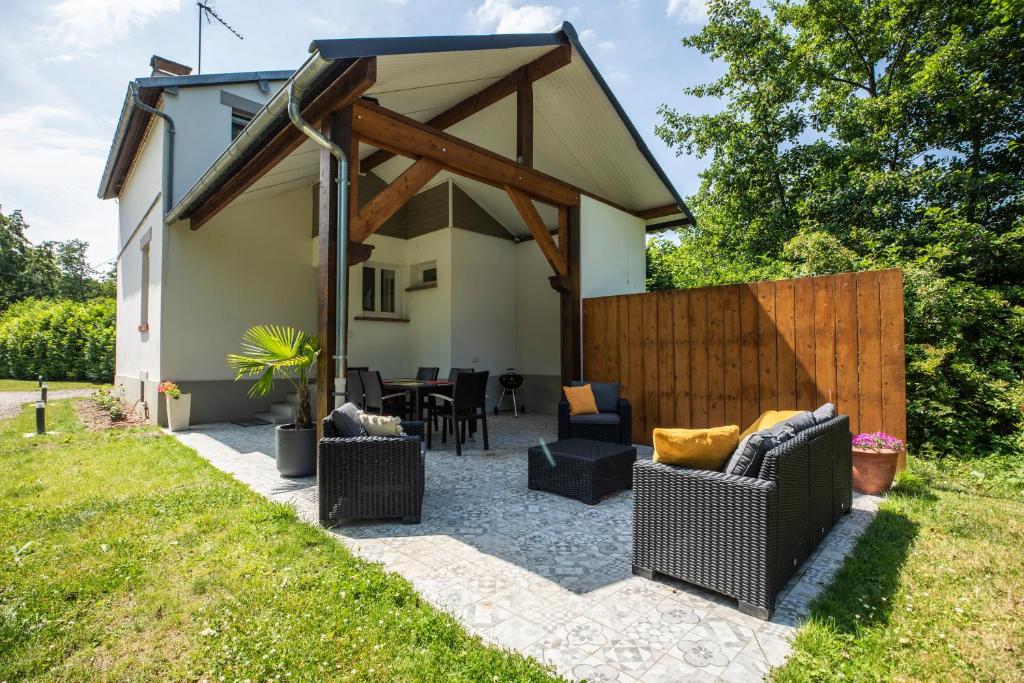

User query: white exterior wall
[162,186,317,380]
[115,116,165,399]
[579,195,647,298]
[405,229,453,372]
[450,229,517,376]
[514,244,560,377]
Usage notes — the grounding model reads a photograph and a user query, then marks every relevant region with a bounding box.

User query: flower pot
[166,393,191,432]
[852,446,900,495]
[275,423,316,477]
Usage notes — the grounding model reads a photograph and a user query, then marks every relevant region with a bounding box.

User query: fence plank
[857,271,883,435]
[627,295,645,440]
[739,284,761,428]
[723,285,743,428]
[813,276,838,408]
[834,273,861,433]
[673,290,692,430]
[707,286,726,426]
[775,278,797,410]
[794,277,818,410]
[642,292,660,439]
[756,281,778,413]
[580,270,904,447]
[657,292,676,432]
[879,269,906,442]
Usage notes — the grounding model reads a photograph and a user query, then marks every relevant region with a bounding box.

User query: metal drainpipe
[130,82,174,215]
[286,82,348,401]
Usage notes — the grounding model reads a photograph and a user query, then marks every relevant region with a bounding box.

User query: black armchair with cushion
[558,381,632,445]
[318,403,425,526]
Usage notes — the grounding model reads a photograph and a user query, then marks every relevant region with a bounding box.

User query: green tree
[655,0,1024,457]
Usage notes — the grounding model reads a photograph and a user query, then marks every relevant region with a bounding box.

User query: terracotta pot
[852,446,900,494]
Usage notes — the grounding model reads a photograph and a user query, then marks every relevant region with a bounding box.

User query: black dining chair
[427,370,489,456]
[360,370,408,418]
[415,367,439,381]
[343,369,365,408]
[428,367,474,428]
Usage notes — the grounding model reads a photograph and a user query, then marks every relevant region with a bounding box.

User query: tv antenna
[196,2,244,74]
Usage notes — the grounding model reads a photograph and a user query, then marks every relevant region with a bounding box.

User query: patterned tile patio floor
[173,413,879,682]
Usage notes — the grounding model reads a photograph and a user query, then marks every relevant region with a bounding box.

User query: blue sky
[0,0,720,267]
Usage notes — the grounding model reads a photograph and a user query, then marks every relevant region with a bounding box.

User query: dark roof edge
[310,31,567,59]
[135,69,293,90]
[559,22,694,226]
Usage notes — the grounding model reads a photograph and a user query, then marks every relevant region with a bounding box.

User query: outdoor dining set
[316,372,853,619]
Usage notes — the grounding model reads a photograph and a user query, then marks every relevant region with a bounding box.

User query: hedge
[0,297,115,382]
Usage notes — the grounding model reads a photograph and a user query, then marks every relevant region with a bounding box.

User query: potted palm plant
[227,325,319,477]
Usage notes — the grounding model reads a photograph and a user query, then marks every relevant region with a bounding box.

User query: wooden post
[516,79,533,167]
[316,109,353,436]
[551,205,581,385]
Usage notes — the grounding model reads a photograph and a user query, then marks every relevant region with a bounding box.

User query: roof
[97,70,293,200]
[104,23,693,228]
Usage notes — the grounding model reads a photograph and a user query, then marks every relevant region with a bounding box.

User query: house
[98,23,693,427]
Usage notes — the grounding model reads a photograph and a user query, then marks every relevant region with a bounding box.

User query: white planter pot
[166,393,191,432]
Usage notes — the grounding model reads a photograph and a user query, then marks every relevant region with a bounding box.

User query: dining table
[382,379,454,422]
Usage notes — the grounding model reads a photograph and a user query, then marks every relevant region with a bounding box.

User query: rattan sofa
[318,417,425,526]
[631,415,852,619]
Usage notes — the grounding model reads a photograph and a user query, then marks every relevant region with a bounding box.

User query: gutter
[164,52,336,225]
[130,82,175,214]
[286,80,348,396]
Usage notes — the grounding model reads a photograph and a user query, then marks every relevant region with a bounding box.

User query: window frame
[360,262,402,318]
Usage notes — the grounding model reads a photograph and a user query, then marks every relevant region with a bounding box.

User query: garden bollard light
[36,400,45,435]
[41,384,48,403]
[38,374,43,388]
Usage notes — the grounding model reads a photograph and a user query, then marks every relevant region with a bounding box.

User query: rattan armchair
[318,417,425,526]
[631,415,852,619]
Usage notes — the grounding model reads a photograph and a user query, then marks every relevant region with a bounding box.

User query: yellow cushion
[563,384,599,416]
[653,425,740,470]
[740,410,803,439]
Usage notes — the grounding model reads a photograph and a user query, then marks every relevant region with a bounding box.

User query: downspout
[286,81,348,400]
[130,82,175,215]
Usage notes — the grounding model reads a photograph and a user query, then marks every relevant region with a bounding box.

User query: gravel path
[0,389,94,421]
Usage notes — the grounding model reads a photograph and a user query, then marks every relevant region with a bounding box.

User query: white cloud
[471,0,564,34]
[579,28,616,50]
[666,0,708,23]
[0,106,117,265]
[45,0,182,61]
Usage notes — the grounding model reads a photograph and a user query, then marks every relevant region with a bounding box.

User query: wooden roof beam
[361,44,570,172]
[188,57,377,230]
[352,100,580,208]
[507,186,566,276]
[349,158,441,243]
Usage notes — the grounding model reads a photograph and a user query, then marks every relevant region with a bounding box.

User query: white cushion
[357,411,404,436]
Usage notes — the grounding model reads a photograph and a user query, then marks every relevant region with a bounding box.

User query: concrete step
[268,402,294,418]
[253,411,291,425]
[284,391,318,408]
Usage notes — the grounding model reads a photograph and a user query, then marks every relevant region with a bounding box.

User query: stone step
[252,411,291,425]
[268,402,295,418]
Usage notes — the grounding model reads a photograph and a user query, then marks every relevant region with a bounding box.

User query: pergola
[166,25,691,428]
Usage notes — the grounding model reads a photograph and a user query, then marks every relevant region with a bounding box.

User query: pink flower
[852,431,904,451]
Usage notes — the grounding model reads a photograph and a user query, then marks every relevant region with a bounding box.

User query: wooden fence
[581,269,905,446]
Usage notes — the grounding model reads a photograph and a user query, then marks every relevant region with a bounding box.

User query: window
[361,263,400,316]
[411,260,438,288]
[230,108,253,139]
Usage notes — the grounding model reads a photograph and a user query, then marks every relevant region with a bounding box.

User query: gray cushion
[724,422,795,477]
[569,412,621,425]
[812,402,837,423]
[571,381,620,413]
[329,402,365,438]
[782,411,816,434]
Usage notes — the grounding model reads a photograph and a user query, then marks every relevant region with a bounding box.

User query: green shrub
[0,297,114,382]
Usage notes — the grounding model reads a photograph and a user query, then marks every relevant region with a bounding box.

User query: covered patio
[174,413,879,682]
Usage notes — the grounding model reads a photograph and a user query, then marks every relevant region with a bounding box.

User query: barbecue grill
[494,368,524,417]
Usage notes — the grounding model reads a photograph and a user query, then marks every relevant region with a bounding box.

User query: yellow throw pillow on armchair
[563,384,599,416]
[740,410,803,439]
[653,425,740,470]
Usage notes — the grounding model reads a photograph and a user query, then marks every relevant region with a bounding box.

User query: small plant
[158,381,182,400]
[852,431,904,452]
[91,386,127,421]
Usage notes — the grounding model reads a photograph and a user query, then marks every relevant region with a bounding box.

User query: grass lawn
[0,379,110,392]
[0,400,558,681]
[774,457,1024,682]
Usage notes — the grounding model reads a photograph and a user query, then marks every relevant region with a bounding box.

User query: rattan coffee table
[527,438,637,504]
